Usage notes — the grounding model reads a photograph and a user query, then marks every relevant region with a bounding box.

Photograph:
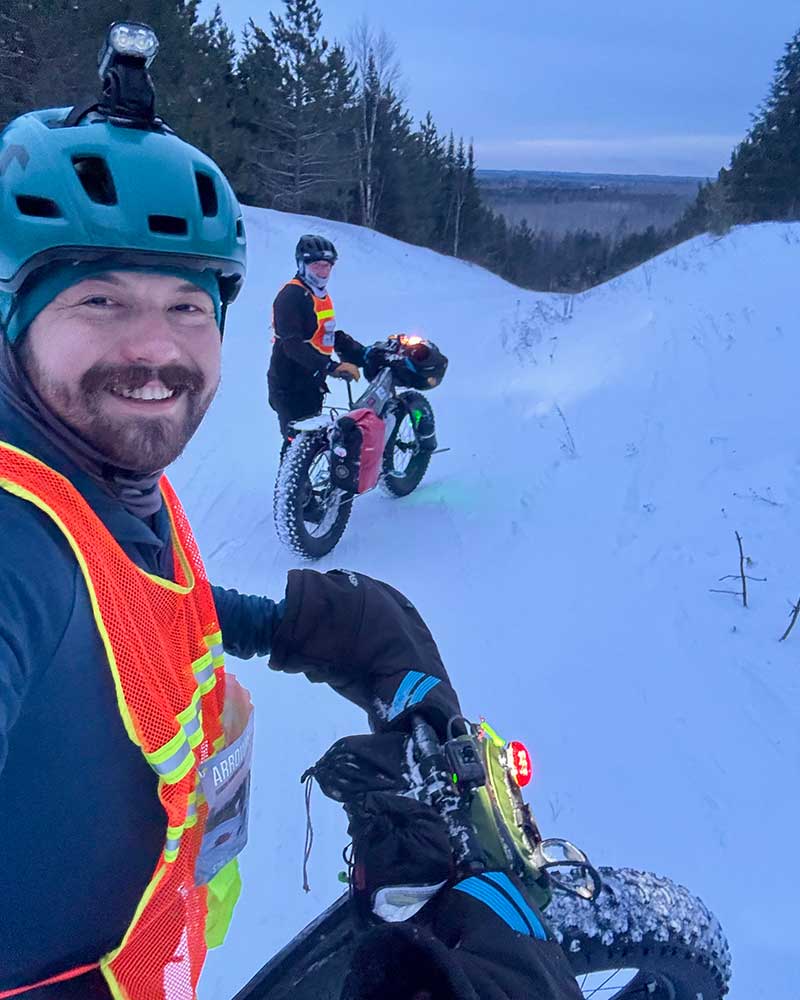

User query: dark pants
[268,380,326,442]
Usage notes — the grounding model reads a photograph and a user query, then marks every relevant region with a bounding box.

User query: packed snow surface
[174,211,799,998]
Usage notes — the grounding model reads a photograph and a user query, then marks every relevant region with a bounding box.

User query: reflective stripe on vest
[0,442,246,1000]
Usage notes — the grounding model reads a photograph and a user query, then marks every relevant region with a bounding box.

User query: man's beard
[22,354,217,473]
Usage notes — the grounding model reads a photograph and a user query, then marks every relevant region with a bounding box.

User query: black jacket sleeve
[272,283,330,375]
[211,586,284,660]
[269,569,461,735]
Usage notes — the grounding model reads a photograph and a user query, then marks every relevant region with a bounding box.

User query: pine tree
[232,22,286,205]
[724,28,800,221]
[266,0,343,211]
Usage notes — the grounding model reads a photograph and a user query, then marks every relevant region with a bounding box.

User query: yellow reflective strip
[193,658,216,688]
[198,673,217,696]
[213,734,225,753]
[317,308,335,319]
[205,630,223,649]
[176,687,202,725]
[204,631,225,667]
[192,650,213,673]
[177,689,204,749]
[186,726,203,751]
[147,727,186,766]
[146,739,193,783]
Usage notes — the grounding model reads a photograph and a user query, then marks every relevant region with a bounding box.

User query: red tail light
[508,741,533,787]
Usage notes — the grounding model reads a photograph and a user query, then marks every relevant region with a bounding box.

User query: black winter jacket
[268,278,366,417]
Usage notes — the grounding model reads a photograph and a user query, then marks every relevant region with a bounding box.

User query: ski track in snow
[170,211,799,999]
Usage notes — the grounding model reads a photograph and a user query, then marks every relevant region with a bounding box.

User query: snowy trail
[172,212,799,998]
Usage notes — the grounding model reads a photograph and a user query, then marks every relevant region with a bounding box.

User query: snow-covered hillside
[175,211,799,999]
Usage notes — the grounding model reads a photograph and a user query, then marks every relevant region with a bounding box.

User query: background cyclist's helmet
[295,234,338,266]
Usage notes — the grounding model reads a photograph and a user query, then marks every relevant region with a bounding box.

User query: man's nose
[117,307,183,368]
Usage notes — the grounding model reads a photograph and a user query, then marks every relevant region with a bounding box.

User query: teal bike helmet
[0,107,247,324]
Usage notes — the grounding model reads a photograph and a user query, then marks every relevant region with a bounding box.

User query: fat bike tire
[274,434,352,560]
[547,866,731,1000]
[380,390,434,498]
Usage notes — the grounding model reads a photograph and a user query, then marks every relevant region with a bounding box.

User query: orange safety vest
[0,441,251,1000]
[273,277,336,356]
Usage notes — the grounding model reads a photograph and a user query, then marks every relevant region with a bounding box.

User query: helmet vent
[195,172,218,217]
[236,218,245,239]
[149,215,188,236]
[16,195,62,218]
[72,156,117,206]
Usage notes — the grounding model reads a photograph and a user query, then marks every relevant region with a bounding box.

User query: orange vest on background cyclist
[267,235,369,440]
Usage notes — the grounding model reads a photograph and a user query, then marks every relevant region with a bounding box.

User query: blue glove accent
[388,671,442,721]
[454,873,547,939]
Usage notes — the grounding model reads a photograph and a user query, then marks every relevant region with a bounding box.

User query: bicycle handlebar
[409,714,488,874]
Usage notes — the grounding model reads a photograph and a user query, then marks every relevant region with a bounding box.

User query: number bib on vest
[196,680,254,885]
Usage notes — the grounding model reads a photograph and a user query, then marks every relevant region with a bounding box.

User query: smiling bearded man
[12,270,220,483]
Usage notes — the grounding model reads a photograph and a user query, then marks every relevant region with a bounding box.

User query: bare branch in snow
[735,531,747,608]
[711,531,763,608]
[778,597,800,642]
[555,404,577,458]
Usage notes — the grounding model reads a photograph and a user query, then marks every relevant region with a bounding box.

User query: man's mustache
[81,364,205,396]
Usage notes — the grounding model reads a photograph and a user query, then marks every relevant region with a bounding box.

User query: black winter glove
[269,570,461,735]
[342,871,583,1000]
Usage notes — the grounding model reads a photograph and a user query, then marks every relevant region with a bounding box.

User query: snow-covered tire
[547,867,731,999]
[274,433,352,560]
[380,391,434,498]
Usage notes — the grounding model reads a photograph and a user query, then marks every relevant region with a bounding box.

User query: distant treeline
[1,2,798,292]
[478,171,702,242]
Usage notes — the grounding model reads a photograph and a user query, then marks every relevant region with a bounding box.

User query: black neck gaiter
[0,338,164,518]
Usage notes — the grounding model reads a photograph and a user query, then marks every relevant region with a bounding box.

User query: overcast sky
[199,1,799,177]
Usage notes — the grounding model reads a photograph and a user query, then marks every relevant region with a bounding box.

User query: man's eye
[79,295,119,309]
[172,303,203,313]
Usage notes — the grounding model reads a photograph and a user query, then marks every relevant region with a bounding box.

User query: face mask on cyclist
[300,260,333,294]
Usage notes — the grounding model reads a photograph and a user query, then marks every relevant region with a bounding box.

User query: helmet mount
[66,22,163,132]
